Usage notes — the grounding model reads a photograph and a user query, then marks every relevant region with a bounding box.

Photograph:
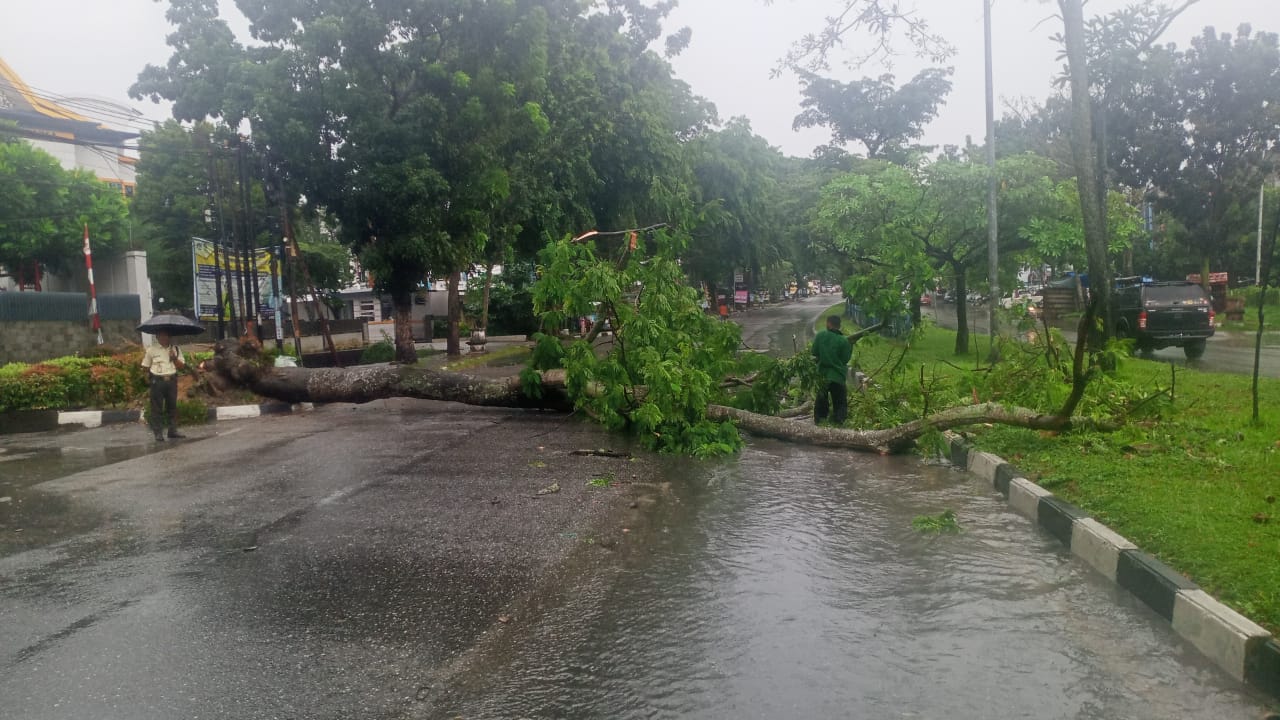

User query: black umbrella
[138,313,206,336]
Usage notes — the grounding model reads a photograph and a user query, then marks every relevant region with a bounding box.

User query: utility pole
[205,150,228,340]
[984,0,1000,350]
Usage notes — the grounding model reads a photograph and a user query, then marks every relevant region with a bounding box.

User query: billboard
[191,238,280,322]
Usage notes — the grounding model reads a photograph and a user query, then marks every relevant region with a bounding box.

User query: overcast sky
[1,0,1276,158]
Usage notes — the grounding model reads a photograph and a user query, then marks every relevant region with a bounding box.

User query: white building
[0,57,152,326]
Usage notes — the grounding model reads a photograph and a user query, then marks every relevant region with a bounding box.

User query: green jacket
[812,328,853,385]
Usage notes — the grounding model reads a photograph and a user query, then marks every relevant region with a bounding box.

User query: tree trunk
[953,270,970,356]
[206,338,572,410]
[480,262,494,331]
[1059,0,1113,342]
[393,293,417,364]
[706,402,1113,455]
[447,271,462,357]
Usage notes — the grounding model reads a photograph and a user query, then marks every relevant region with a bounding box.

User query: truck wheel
[1184,340,1206,360]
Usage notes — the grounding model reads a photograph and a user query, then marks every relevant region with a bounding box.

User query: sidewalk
[414,334,531,353]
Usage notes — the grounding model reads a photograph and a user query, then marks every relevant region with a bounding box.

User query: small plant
[176,399,210,426]
[587,475,614,488]
[912,509,961,533]
[359,339,396,364]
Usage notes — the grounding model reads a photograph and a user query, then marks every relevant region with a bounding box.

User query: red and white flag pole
[83,224,103,345]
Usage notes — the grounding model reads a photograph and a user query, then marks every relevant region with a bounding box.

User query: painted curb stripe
[100,410,140,424]
[1008,477,1051,520]
[1172,589,1271,682]
[993,462,1018,497]
[949,437,970,469]
[950,442,1280,700]
[1117,550,1198,622]
[1037,496,1088,547]
[2,404,307,436]
[215,405,262,421]
[1246,639,1280,698]
[966,451,1004,484]
[1070,518,1136,581]
[57,411,103,429]
[0,410,59,434]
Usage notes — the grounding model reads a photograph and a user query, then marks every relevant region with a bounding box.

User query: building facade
[0,57,153,335]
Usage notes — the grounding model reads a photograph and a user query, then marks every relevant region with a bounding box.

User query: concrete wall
[0,318,141,364]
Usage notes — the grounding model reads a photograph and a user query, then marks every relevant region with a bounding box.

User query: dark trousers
[149,374,178,433]
[814,381,848,425]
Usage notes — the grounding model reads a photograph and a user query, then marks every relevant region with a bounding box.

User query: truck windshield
[1145,284,1207,303]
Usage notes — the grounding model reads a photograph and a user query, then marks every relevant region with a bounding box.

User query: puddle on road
[437,442,1272,719]
[0,444,154,557]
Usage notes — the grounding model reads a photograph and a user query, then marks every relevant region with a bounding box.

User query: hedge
[0,352,150,412]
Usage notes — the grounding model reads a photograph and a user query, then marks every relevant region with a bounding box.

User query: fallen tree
[200,233,1123,455]
[204,296,1113,455]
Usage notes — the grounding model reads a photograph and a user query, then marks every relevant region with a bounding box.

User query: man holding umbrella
[141,331,186,441]
[138,313,204,441]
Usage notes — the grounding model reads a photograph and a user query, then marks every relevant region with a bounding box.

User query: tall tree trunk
[447,271,462,357]
[393,292,417,364]
[1059,0,1113,342]
[480,262,494,331]
[953,269,969,356]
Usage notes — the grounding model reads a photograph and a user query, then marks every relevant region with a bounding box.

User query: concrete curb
[945,432,1279,700]
[0,403,313,435]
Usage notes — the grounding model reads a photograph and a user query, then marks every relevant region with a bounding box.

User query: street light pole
[984,0,1000,348]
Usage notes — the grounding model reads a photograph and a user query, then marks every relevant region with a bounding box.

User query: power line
[8,83,165,133]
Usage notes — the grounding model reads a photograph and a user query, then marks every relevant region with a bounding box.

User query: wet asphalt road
[0,401,660,719]
[927,301,1280,378]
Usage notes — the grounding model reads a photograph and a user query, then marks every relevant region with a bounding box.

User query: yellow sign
[192,238,279,321]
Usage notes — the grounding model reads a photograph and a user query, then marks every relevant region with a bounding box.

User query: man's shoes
[154,431,166,442]
[167,430,187,439]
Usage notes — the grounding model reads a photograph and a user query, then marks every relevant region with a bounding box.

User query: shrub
[176,399,210,426]
[1232,285,1280,309]
[359,339,395,364]
[0,351,148,412]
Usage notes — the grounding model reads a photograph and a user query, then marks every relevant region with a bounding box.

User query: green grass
[440,345,531,371]
[815,303,846,332]
[857,321,1280,633]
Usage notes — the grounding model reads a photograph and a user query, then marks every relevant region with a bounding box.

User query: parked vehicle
[919,292,933,306]
[1113,278,1214,359]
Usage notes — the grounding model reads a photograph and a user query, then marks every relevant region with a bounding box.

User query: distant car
[999,287,1042,309]
[919,293,933,306]
[1114,279,1214,359]
[821,284,835,294]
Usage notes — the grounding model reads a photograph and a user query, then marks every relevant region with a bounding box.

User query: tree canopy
[0,140,130,287]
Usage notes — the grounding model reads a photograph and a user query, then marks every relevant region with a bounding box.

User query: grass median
[837,307,1280,634]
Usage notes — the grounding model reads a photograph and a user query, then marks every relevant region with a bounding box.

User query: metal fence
[0,292,140,322]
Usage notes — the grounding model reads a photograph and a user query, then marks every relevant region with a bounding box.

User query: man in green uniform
[812,314,853,425]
